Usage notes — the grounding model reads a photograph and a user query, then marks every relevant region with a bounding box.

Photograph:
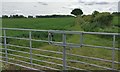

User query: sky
[1,0,120,17]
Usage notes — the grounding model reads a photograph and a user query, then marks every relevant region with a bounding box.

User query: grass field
[1,17,120,70]
[2,16,120,33]
[2,18,74,30]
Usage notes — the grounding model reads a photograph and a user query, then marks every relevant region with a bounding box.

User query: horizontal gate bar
[0,56,87,71]
[68,60,114,70]
[1,44,120,64]
[1,45,120,65]
[7,48,30,54]
[83,44,120,51]
[1,28,120,35]
[1,56,60,70]
[1,36,119,50]
[4,36,49,43]
[0,60,42,71]
[1,51,119,71]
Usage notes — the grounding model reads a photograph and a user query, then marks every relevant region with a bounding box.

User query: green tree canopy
[71,8,83,16]
[92,11,99,17]
[93,12,113,27]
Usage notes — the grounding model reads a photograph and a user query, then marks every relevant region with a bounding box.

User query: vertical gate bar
[48,32,52,44]
[48,32,50,43]
[29,31,32,65]
[80,32,83,47]
[62,33,67,70]
[112,35,115,70]
[50,32,53,42]
[4,29,8,63]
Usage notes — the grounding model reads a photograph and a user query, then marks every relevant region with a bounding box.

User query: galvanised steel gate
[0,28,120,71]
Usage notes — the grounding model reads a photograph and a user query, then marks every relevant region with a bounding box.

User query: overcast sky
[1,0,120,17]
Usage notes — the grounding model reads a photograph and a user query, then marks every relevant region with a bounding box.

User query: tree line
[70,8,119,32]
[2,14,74,18]
[2,11,119,19]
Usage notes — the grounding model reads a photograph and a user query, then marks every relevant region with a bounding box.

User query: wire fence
[0,28,120,71]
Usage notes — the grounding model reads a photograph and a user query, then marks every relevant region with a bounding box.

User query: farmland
[1,16,120,70]
[2,16,120,34]
[2,18,74,30]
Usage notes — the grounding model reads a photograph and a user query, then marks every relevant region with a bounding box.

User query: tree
[71,8,83,16]
[9,15,13,18]
[13,15,19,18]
[81,12,113,32]
[28,16,33,18]
[92,11,99,17]
[82,15,93,22]
[112,12,120,15]
[19,15,25,18]
[71,8,84,25]
[8,15,25,18]
[93,12,113,28]
[2,15,9,18]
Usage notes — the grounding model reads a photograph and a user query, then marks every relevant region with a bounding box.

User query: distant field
[3,16,119,28]
[1,17,120,70]
[2,18,74,30]
[2,16,119,33]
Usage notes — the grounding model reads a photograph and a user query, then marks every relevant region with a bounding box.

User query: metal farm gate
[0,28,120,71]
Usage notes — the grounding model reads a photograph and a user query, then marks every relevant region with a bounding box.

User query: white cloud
[79,0,119,2]
[0,0,2,17]
[2,1,118,16]
[3,0,119,2]
[37,2,48,5]
[2,0,78,2]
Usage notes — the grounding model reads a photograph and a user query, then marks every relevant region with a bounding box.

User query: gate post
[62,33,67,71]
